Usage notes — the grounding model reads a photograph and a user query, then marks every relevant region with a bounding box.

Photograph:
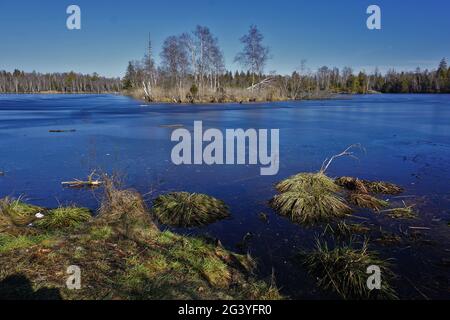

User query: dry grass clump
[152,192,230,227]
[348,193,389,211]
[275,172,339,193]
[271,173,351,225]
[97,178,158,237]
[34,206,92,231]
[335,177,403,195]
[300,239,397,300]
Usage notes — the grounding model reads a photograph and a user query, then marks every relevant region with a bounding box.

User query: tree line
[0,70,122,93]
[1,24,449,98]
[124,24,450,101]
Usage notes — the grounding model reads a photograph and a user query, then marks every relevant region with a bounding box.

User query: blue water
[1,94,449,299]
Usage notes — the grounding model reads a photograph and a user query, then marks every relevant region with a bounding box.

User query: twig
[320,144,362,173]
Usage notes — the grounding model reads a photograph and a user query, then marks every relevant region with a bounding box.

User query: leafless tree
[234,25,270,88]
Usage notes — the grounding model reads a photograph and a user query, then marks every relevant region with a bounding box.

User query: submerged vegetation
[0,181,280,300]
[300,239,397,300]
[152,192,230,227]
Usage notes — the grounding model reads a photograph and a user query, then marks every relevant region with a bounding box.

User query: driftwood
[62,171,103,188]
[246,77,274,91]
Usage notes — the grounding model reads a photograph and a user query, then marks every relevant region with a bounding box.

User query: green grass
[152,192,230,227]
[0,234,52,253]
[300,239,397,300]
[34,206,92,231]
[89,226,113,240]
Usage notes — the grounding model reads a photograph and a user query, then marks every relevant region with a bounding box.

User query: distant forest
[1,25,449,97]
[0,71,122,93]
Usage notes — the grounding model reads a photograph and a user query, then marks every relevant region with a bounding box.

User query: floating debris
[49,129,76,133]
[0,171,4,177]
[152,192,230,227]
[300,239,397,299]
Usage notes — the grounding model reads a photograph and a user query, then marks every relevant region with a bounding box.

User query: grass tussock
[271,173,351,225]
[152,192,230,227]
[275,172,339,193]
[300,239,397,300]
[34,206,91,231]
[348,193,389,211]
[0,197,44,228]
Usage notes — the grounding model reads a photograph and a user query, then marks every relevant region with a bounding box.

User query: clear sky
[1,0,449,77]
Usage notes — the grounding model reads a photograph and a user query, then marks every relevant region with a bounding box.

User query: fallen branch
[62,171,103,188]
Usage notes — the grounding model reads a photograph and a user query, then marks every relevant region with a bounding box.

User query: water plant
[300,239,397,300]
[152,192,230,227]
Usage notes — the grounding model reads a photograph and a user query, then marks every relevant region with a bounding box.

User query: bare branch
[320,144,362,173]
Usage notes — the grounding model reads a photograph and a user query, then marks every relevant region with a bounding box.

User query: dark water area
[0,94,449,299]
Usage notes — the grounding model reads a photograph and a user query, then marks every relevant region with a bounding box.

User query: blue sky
[0,0,449,77]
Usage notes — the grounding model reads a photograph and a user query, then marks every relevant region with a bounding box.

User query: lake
[0,93,449,299]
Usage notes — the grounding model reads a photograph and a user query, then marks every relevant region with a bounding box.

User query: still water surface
[0,94,449,298]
